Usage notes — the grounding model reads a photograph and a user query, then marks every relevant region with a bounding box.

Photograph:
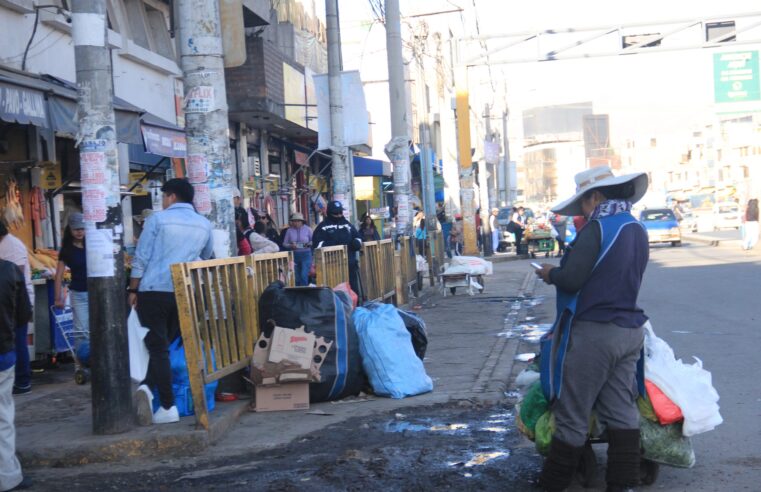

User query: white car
[713,202,741,230]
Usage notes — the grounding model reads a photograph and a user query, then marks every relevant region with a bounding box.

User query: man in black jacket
[0,259,32,490]
[312,201,363,296]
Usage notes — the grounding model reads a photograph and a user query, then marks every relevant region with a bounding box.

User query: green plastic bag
[519,381,549,438]
[640,416,695,468]
[535,411,556,456]
[638,396,658,423]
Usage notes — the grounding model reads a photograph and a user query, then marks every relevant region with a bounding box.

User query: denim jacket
[131,203,214,292]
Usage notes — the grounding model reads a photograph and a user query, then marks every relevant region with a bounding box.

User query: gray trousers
[552,319,644,447]
[0,366,23,491]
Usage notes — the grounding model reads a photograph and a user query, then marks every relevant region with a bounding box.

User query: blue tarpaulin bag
[353,303,433,399]
[153,338,217,417]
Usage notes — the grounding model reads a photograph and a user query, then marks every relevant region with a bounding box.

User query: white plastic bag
[128,308,150,383]
[415,254,429,273]
[644,322,722,437]
[449,255,493,275]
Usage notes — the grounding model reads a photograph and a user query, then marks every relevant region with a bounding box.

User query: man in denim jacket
[129,179,214,425]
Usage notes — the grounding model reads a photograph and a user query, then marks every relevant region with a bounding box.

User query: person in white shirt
[489,208,499,253]
[0,222,33,395]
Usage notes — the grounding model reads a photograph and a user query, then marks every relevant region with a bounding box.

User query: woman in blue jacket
[534,166,650,492]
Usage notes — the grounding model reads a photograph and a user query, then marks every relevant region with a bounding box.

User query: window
[123,0,175,59]
[622,33,661,49]
[706,21,736,43]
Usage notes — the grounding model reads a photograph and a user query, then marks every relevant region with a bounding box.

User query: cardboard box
[268,326,315,370]
[254,383,310,412]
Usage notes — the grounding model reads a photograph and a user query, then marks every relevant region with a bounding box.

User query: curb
[19,399,249,469]
[683,234,722,246]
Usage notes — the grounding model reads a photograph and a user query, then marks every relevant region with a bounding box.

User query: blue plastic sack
[152,338,217,417]
[352,303,433,399]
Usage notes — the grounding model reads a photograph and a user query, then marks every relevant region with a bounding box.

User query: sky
[338,0,761,149]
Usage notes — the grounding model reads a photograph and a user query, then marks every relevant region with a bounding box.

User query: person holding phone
[283,213,312,286]
[533,166,650,492]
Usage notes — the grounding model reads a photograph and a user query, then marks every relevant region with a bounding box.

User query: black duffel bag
[258,282,366,402]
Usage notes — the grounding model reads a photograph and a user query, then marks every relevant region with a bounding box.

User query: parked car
[679,210,699,233]
[639,208,681,247]
[712,202,741,230]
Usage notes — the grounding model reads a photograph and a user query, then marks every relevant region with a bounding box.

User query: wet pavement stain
[41,404,544,491]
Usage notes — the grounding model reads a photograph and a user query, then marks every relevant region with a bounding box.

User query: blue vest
[540,212,646,402]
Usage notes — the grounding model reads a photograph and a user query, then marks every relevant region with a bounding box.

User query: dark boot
[538,438,585,492]
[606,428,640,491]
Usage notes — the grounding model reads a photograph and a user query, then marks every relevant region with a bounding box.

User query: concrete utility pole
[326,0,352,221]
[502,109,512,204]
[453,46,478,255]
[480,104,492,256]
[384,0,412,236]
[177,0,236,257]
[71,0,131,435]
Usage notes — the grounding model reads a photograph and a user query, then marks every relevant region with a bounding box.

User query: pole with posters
[326,0,353,221]
[72,0,131,435]
[454,56,478,255]
[177,0,236,258]
[384,0,412,237]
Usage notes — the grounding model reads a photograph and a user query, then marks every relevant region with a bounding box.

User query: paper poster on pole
[187,154,208,184]
[193,184,212,214]
[80,141,107,186]
[184,86,215,113]
[397,194,410,227]
[212,228,231,260]
[82,188,107,222]
[85,226,115,277]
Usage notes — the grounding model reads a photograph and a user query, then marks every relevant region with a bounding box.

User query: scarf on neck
[589,199,632,220]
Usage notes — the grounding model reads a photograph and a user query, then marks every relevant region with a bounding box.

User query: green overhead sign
[713,51,760,103]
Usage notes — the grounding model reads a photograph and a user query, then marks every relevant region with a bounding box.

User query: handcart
[440,272,485,296]
[50,305,90,384]
[523,229,554,259]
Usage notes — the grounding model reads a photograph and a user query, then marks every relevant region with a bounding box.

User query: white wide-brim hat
[551,166,649,216]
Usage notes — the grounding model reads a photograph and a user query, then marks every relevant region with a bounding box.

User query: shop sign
[141,125,187,158]
[0,82,47,127]
[129,172,148,196]
[369,206,389,219]
[41,163,61,190]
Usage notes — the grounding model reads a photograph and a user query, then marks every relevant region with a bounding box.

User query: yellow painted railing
[359,239,396,303]
[314,245,349,288]
[171,251,293,430]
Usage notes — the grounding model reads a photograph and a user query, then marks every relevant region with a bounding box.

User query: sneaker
[8,476,33,490]
[12,386,31,395]
[153,405,180,424]
[134,385,153,426]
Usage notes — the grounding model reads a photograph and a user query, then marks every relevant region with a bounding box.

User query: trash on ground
[515,369,540,388]
[514,353,536,362]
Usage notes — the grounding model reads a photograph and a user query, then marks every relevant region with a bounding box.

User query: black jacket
[0,259,32,355]
[312,216,363,263]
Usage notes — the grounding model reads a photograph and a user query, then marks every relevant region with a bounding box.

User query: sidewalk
[16,257,555,471]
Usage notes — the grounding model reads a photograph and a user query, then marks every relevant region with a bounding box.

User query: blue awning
[353,156,391,176]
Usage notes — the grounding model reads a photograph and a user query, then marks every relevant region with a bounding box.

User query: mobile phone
[531,262,543,270]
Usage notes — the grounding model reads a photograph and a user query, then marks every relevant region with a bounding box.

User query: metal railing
[314,245,349,288]
[171,257,255,430]
[359,239,397,303]
[171,251,293,430]
[397,236,418,300]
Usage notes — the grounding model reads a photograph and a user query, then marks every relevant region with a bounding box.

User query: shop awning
[353,156,391,177]
[0,66,144,144]
[140,113,186,158]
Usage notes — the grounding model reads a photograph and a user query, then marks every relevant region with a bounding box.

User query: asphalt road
[632,241,761,490]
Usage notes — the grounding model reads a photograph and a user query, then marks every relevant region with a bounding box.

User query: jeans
[514,229,524,254]
[70,290,89,335]
[13,325,30,390]
[0,367,23,491]
[136,291,180,410]
[293,249,312,286]
[492,230,500,252]
[348,262,362,300]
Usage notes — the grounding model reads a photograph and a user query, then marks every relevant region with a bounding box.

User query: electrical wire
[21,8,41,71]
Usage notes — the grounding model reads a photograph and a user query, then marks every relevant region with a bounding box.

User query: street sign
[41,163,61,190]
[713,51,760,103]
[128,172,148,196]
